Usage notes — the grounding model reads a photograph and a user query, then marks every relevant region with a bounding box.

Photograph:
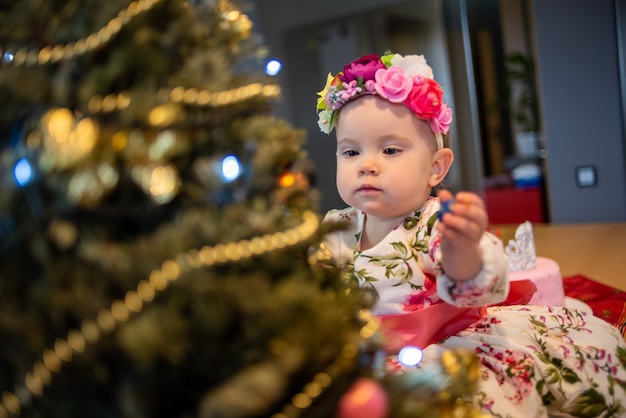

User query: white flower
[391,54,434,80]
[317,109,332,134]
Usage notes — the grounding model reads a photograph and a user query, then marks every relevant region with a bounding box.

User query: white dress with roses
[322,197,626,417]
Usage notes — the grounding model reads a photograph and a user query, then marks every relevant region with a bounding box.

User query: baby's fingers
[437,189,454,202]
[438,208,484,241]
[452,192,488,226]
[436,192,487,243]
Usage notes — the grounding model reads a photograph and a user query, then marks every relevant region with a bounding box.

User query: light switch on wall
[576,166,597,187]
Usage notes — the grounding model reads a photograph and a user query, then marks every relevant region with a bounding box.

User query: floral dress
[322,197,626,418]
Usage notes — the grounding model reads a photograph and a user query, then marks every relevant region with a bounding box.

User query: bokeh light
[265,59,282,76]
[221,155,240,182]
[397,345,423,367]
[14,158,34,187]
[3,51,14,63]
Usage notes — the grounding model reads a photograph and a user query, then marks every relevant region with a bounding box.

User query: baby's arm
[436,190,487,281]
[435,190,509,306]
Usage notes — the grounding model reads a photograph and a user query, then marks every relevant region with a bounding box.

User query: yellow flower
[316,72,335,111]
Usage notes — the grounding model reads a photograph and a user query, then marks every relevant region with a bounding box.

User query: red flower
[403,79,443,119]
[339,54,386,83]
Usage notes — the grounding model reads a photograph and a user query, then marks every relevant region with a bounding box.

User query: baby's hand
[436,190,487,280]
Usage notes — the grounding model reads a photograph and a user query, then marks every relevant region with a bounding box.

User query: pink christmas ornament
[337,378,389,418]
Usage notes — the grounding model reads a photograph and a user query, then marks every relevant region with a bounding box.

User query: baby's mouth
[357,185,381,192]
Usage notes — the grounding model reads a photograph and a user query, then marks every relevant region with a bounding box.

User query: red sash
[378,279,537,353]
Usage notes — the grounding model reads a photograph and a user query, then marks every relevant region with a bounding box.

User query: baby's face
[335,95,439,220]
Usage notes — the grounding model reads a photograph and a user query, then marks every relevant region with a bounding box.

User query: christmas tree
[0,1,484,417]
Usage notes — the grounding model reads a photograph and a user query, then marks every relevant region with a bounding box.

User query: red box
[484,187,545,224]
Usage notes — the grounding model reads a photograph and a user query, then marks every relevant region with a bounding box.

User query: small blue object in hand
[438,199,454,221]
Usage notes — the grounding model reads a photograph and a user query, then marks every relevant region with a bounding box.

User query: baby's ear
[429,148,454,187]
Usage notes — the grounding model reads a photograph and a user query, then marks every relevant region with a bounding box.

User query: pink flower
[482,397,495,410]
[505,354,518,364]
[374,67,413,103]
[339,80,362,100]
[339,53,385,83]
[430,104,453,134]
[429,235,441,261]
[403,78,443,119]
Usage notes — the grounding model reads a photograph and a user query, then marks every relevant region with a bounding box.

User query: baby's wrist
[441,246,483,281]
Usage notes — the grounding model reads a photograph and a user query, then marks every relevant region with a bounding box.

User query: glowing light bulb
[3,51,14,63]
[14,158,33,187]
[221,155,240,183]
[265,59,282,76]
[397,346,423,367]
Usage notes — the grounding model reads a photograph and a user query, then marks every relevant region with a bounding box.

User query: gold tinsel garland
[87,83,281,116]
[0,0,164,67]
[0,210,321,418]
[0,0,254,69]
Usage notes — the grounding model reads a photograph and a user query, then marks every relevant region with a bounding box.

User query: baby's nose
[358,157,379,174]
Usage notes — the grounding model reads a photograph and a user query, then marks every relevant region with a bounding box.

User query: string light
[398,345,424,367]
[220,154,240,182]
[13,158,34,187]
[3,50,14,63]
[265,59,282,76]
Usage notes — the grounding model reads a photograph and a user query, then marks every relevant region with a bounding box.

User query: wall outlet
[576,165,597,187]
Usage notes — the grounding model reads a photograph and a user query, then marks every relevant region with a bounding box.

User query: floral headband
[315,52,453,149]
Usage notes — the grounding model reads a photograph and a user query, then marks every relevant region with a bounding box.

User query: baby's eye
[383,147,400,155]
[342,149,359,157]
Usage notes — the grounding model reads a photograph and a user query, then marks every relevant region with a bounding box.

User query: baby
[316,52,626,417]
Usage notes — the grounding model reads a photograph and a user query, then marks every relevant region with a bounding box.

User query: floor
[492,222,626,292]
